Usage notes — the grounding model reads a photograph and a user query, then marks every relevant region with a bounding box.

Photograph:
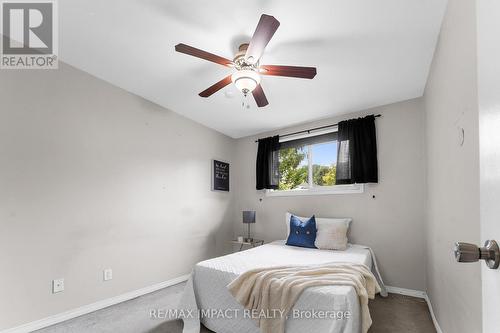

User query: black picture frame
[212,159,229,192]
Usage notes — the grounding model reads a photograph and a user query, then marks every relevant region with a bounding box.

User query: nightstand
[230,239,264,252]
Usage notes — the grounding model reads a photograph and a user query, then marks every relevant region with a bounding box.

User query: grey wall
[232,98,427,291]
[423,0,482,332]
[0,63,235,330]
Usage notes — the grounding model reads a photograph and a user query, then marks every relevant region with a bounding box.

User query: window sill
[265,184,365,197]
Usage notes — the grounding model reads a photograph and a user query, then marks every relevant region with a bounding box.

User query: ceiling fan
[175,14,317,107]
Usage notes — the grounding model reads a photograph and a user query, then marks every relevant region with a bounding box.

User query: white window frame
[266,127,365,197]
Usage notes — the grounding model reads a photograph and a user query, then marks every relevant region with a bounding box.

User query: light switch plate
[103,268,112,281]
[52,278,64,293]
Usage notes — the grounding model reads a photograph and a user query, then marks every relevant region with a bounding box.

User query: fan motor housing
[233,43,258,70]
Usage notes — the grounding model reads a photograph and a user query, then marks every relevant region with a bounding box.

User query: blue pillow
[286,215,317,248]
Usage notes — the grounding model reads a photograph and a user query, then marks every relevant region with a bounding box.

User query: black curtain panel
[336,115,378,184]
[256,135,280,190]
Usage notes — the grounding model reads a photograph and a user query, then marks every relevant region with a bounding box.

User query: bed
[179,240,387,333]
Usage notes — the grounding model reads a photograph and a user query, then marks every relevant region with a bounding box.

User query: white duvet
[179,241,387,333]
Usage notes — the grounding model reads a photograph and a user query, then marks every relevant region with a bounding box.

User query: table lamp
[242,211,256,242]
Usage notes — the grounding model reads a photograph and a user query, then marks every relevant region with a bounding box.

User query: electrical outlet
[103,268,113,281]
[52,278,64,293]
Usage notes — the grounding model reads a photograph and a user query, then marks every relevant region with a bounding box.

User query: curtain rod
[255,114,381,143]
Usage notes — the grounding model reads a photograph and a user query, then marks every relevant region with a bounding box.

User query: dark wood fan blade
[260,65,317,79]
[252,84,269,107]
[199,75,232,97]
[245,14,280,64]
[175,43,233,67]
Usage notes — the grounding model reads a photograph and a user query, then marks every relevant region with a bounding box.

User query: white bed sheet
[179,241,386,333]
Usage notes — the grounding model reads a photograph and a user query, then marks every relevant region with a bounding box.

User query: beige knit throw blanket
[227,262,380,333]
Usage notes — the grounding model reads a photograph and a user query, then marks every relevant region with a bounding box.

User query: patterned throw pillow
[286,215,317,248]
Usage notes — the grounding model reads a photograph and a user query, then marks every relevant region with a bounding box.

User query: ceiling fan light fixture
[231,69,260,94]
[175,14,316,107]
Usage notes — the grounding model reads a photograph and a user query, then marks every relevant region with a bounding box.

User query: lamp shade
[242,211,256,224]
[231,70,261,93]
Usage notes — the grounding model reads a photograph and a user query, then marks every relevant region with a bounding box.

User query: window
[267,129,364,196]
[278,146,308,190]
[311,141,337,187]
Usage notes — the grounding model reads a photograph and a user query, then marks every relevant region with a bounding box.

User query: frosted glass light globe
[231,69,261,93]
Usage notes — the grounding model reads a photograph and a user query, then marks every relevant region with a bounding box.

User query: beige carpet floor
[35,282,436,333]
[369,293,436,332]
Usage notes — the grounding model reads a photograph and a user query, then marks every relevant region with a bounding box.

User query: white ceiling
[59,0,447,138]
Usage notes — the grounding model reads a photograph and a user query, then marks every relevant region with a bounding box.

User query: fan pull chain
[241,94,251,109]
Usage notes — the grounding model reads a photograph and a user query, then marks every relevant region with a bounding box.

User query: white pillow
[285,212,352,250]
[315,220,350,250]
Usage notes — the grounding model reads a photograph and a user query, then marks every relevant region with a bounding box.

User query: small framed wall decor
[212,159,229,192]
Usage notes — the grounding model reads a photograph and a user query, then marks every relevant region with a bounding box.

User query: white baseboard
[1,274,190,333]
[385,285,427,299]
[424,294,444,333]
[385,285,443,333]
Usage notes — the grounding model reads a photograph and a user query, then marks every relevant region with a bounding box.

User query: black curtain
[256,136,280,190]
[336,115,378,184]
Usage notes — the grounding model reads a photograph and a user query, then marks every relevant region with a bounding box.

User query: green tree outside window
[278,145,337,190]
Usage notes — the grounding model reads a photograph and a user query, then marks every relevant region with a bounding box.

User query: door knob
[454,240,500,269]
